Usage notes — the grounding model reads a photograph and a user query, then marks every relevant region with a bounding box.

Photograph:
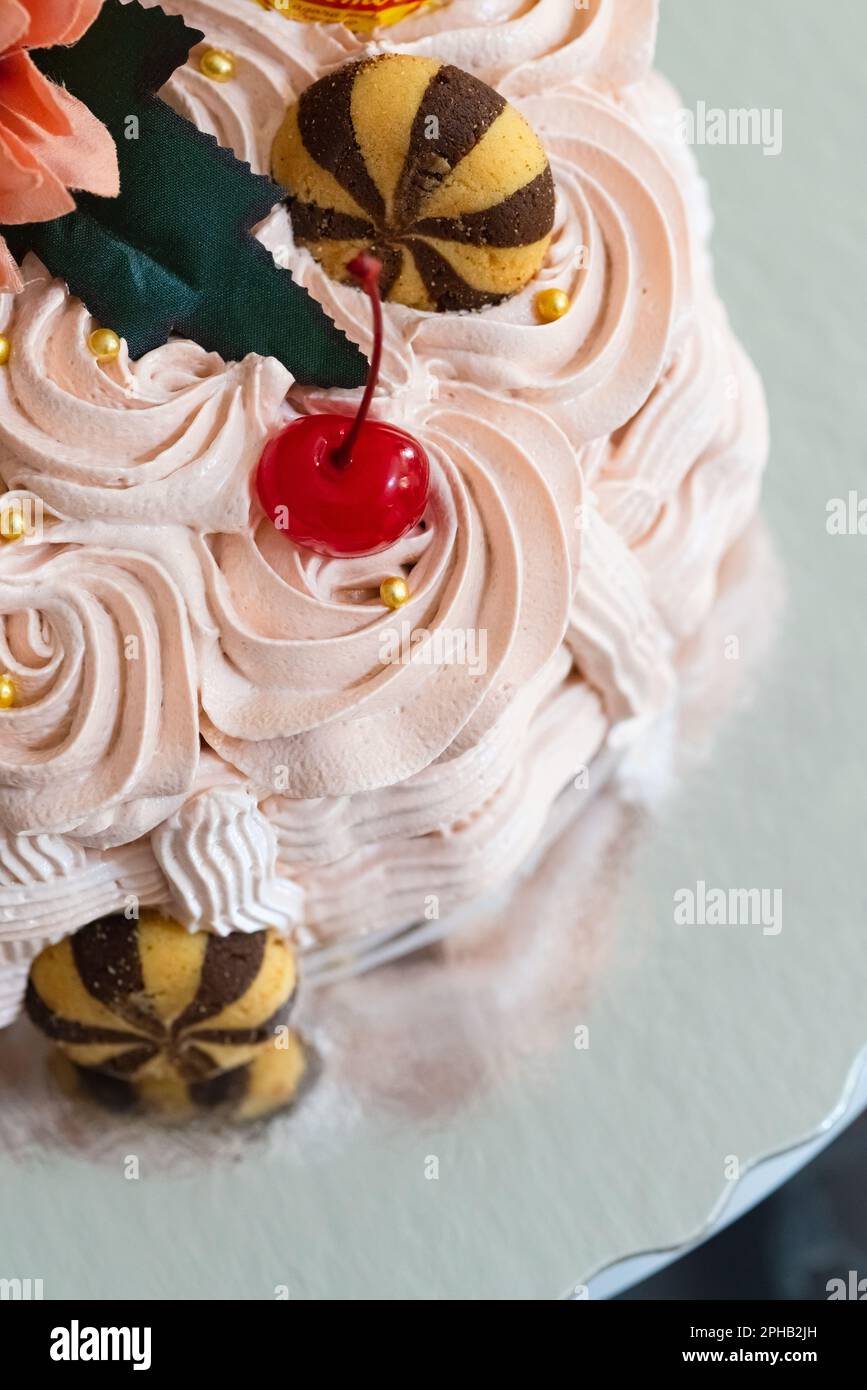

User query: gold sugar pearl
[87,327,121,362]
[0,504,26,544]
[199,48,235,82]
[0,334,10,366]
[0,673,15,710]
[535,288,571,324]
[380,576,410,610]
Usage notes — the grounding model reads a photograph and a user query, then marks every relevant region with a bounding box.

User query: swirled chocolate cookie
[53,1030,309,1123]
[26,913,297,1085]
[273,54,556,312]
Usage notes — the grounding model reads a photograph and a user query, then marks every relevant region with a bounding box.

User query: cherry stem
[331,252,384,469]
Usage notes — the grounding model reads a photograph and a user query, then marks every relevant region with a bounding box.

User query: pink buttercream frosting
[0,0,768,1024]
[0,270,292,529]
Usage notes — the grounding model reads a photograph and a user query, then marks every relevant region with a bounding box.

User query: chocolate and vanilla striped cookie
[26,912,297,1086]
[53,1029,309,1123]
[272,54,556,312]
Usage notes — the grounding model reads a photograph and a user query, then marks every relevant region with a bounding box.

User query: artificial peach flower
[0,0,119,292]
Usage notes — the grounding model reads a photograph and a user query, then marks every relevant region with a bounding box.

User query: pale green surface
[1,0,865,1299]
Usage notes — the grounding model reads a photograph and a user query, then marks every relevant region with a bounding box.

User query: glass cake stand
[0,0,864,1300]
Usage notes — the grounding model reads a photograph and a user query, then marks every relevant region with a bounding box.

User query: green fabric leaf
[2,0,367,389]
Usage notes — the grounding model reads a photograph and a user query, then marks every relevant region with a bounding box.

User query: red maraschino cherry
[256,253,430,559]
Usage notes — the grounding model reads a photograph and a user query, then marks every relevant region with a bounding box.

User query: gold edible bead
[0,504,26,544]
[380,576,410,610]
[0,673,15,710]
[87,327,121,362]
[199,48,235,82]
[0,334,10,366]
[535,288,571,323]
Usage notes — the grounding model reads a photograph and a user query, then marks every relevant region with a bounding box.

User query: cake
[0,0,768,1113]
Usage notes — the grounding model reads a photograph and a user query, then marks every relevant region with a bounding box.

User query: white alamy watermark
[675,102,783,157]
[50,1321,151,1371]
[673,880,782,936]
[827,1271,867,1300]
[826,491,867,535]
[0,1277,43,1300]
[379,622,488,677]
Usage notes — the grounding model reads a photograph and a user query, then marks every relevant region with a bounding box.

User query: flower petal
[0,51,74,137]
[0,121,74,223]
[0,124,40,197]
[54,0,105,47]
[0,2,29,57]
[11,0,103,52]
[23,83,119,199]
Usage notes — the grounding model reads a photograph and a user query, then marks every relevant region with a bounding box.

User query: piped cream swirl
[158,1,683,443]
[386,0,659,97]
[159,1,658,155]
[198,387,580,795]
[0,260,292,531]
[151,787,303,933]
[0,540,200,841]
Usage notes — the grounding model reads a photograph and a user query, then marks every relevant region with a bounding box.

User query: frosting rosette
[593,300,769,642]
[394,86,688,442]
[0,259,292,531]
[158,0,658,165]
[155,2,687,444]
[151,787,303,933]
[387,0,659,98]
[0,540,199,842]
[566,298,769,736]
[198,387,580,796]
